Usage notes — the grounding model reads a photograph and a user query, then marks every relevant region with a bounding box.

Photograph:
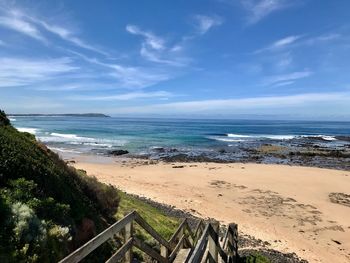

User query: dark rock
[172,165,185,168]
[332,239,341,245]
[335,136,350,142]
[108,149,129,156]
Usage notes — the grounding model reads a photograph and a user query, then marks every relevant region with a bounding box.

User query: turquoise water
[10,116,350,157]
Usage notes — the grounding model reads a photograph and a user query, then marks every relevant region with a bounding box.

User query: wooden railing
[58,211,238,263]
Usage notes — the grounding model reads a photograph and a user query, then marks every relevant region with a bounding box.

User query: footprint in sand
[239,189,326,228]
[329,192,350,207]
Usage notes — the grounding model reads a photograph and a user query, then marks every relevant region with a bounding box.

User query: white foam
[227,133,252,138]
[17,127,38,134]
[320,135,337,141]
[48,147,82,154]
[83,142,113,148]
[38,133,127,147]
[9,118,16,121]
[209,137,244,142]
[264,135,295,140]
[50,132,91,140]
[302,135,337,141]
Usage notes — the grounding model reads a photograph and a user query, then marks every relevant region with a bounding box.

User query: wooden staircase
[58,211,239,263]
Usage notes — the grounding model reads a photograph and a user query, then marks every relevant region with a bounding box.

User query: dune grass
[116,191,180,240]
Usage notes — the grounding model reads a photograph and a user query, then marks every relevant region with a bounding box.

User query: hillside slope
[0,110,119,262]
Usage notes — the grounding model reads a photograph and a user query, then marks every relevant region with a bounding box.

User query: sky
[0,0,350,120]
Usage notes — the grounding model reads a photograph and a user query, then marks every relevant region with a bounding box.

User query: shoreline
[65,154,350,263]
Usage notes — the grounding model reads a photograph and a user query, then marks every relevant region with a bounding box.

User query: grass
[241,253,271,263]
[116,192,272,262]
[114,191,180,260]
[116,191,180,240]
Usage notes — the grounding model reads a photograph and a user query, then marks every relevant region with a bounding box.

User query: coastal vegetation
[0,110,272,262]
[0,110,118,262]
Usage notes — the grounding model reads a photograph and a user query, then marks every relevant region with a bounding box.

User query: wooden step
[173,248,192,263]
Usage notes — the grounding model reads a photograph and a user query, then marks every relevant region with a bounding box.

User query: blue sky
[0,0,350,119]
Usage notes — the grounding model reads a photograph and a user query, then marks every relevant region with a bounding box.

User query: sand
[71,156,350,263]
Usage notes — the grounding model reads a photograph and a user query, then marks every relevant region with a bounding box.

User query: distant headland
[9,113,110,117]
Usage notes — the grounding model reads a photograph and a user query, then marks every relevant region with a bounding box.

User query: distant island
[9,113,110,117]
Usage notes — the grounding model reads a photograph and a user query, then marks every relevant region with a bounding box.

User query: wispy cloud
[0,5,108,55]
[263,70,312,86]
[192,15,223,35]
[0,10,46,42]
[240,0,295,24]
[126,24,189,66]
[257,33,342,54]
[126,24,165,50]
[34,18,108,56]
[109,64,171,89]
[111,92,350,114]
[0,39,5,45]
[69,91,172,101]
[0,57,78,87]
[270,35,301,49]
[303,33,341,46]
[66,49,173,89]
[254,35,302,53]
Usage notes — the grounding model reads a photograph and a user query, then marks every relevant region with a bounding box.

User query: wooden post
[179,226,184,249]
[124,221,133,263]
[227,223,238,263]
[208,221,219,263]
[160,245,169,260]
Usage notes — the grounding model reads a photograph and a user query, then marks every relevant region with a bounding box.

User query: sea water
[10,116,350,159]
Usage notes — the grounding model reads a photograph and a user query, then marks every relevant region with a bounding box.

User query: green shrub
[241,252,271,263]
[0,110,10,126]
[0,110,120,262]
[76,171,120,217]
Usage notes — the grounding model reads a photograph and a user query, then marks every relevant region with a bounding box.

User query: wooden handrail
[59,211,136,263]
[134,212,171,250]
[133,237,168,263]
[105,238,133,263]
[58,210,238,263]
[169,218,187,245]
[187,224,210,263]
[168,234,185,262]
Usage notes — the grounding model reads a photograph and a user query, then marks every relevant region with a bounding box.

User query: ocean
[9,116,350,162]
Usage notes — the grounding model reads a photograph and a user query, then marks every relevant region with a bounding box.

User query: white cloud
[126,24,189,66]
[126,24,165,50]
[304,33,341,46]
[0,57,78,87]
[0,12,46,42]
[109,64,170,89]
[192,15,223,35]
[0,6,108,55]
[255,35,301,53]
[66,49,173,89]
[240,0,295,24]
[35,18,108,55]
[257,33,342,54]
[271,35,301,48]
[263,70,312,86]
[111,92,350,114]
[69,91,172,101]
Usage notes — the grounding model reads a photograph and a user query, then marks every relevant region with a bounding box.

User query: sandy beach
[70,156,350,263]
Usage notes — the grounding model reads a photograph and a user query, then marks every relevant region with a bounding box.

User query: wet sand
[71,156,350,262]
